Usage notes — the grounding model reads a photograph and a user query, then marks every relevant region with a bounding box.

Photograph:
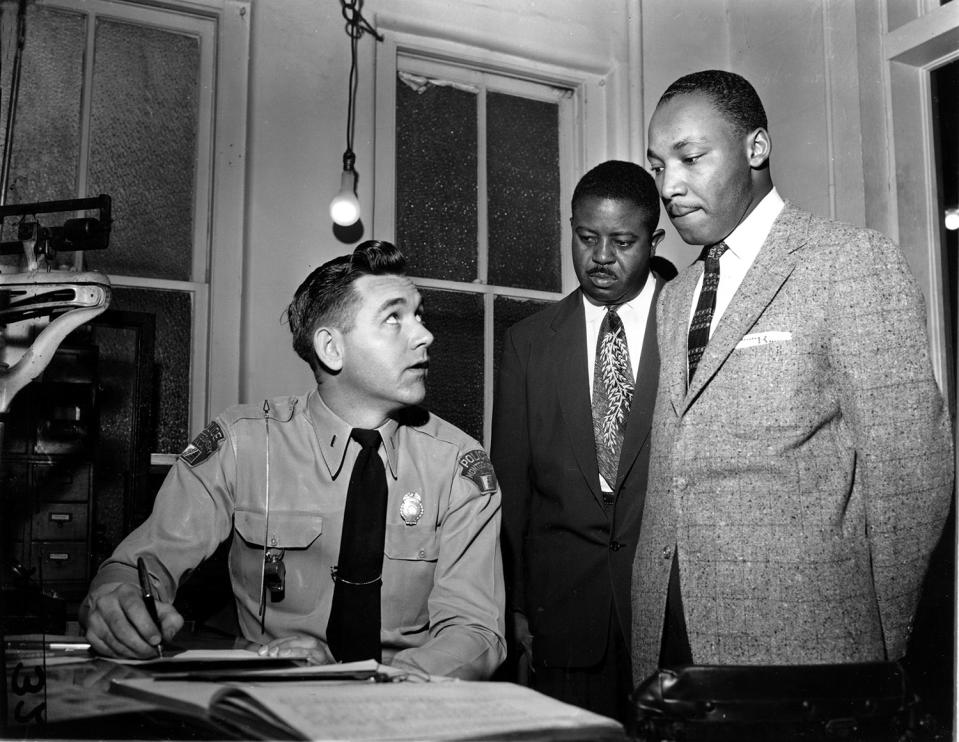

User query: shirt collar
[722,187,784,260]
[308,389,400,479]
[581,273,655,320]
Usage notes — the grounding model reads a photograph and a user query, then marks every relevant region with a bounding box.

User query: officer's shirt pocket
[232,509,324,614]
[382,524,439,629]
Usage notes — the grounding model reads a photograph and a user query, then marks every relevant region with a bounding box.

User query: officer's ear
[313,326,344,372]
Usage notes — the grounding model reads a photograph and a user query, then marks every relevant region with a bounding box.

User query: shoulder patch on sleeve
[179,421,225,467]
[458,449,497,494]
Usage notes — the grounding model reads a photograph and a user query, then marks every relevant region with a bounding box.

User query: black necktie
[327,428,387,662]
[687,242,729,383]
[592,306,633,499]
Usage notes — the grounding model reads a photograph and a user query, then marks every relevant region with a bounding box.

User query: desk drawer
[30,541,89,581]
[32,463,91,503]
[32,502,88,541]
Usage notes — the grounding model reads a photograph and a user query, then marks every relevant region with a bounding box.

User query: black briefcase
[630,662,921,741]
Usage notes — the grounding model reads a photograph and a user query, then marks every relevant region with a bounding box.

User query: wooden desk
[2,627,249,739]
[3,653,237,739]
[3,646,629,741]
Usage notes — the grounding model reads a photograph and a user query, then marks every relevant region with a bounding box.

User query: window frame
[35,0,249,452]
[883,1,959,406]
[373,26,620,446]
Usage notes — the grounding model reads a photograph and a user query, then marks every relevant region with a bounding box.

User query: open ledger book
[111,662,626,741]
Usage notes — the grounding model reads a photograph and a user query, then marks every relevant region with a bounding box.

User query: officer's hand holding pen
[137,557,165,657]
[79,580,184,659]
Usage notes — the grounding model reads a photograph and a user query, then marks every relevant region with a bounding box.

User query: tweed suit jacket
[630,204,954,685]
[492,275,667,668]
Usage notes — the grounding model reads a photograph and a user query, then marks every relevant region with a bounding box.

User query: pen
[136,556,163,658]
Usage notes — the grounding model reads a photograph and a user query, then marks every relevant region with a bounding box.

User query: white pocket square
[736,331,792,349]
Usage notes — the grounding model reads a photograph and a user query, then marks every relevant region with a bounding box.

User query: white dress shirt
[688,188,785,336]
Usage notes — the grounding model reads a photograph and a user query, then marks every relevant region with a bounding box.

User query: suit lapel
[683,205,807,409]
[551,291,604,505]
[666,265,702,416]
[616,275,666,489]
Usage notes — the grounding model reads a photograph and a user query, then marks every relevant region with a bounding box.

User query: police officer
[80,240,506,680]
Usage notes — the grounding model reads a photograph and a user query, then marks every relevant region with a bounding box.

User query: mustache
[587,267,616,278]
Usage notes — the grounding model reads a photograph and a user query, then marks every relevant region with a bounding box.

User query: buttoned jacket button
[609,541,624,551]
[662,545,673,560]
[417,549,426,559]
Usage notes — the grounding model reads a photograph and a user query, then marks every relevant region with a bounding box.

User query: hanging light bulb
[330,152,360,226]
[945,207,959,232]
[330,1,382,228]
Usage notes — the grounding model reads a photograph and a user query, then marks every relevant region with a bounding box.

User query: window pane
[89,313,155,559]
[420,288,484,440]
[0,6,85,252]
[487,92,562,292]
[109,287,191,453]
[396,76,477,282]
[85,20,199,281]
[493,295,552,381]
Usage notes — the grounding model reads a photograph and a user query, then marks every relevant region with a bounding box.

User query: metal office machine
[0,195,112,634]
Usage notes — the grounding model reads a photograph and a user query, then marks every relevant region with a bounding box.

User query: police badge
[399,492,423,526]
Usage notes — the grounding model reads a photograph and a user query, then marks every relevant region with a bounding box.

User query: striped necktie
[687,242,728,383]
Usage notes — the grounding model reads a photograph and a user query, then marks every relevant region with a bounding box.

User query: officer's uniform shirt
[89,390,506,680]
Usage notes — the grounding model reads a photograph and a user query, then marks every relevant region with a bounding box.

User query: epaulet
[228,396,299,423]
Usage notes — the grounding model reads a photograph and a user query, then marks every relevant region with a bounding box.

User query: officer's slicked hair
[571,160,660,234]
[658,69,767,139]
[287,240,407,373]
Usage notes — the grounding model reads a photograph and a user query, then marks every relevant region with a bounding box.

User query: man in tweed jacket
[632,69,953,685]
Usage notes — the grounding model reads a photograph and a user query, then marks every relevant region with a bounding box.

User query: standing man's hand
[513,611,534,684]
[80,582,183,659]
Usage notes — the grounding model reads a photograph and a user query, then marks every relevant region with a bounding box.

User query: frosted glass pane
[487,92,562,292]
[396,77,477,282]
[91,320,151,553]
[0,7,84,247]
[420,288,484,440]
[110,287,191,454]
[493,295,551,381]
[84,20,199,281]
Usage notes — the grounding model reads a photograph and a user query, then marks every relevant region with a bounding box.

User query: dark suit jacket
[492,274,668,668]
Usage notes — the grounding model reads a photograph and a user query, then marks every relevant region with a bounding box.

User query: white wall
[240,0,637,401]
[640,0,883,273]
[240,0,889,402]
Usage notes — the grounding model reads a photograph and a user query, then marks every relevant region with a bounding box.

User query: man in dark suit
[632,70,953,685]
[491,160,670,722]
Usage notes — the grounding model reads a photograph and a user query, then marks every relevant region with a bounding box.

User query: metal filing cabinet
[2,341,98,610]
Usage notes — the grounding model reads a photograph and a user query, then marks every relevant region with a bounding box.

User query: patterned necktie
[687,241,729,382]
[327,428,387,662]
[592,306,634,497]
